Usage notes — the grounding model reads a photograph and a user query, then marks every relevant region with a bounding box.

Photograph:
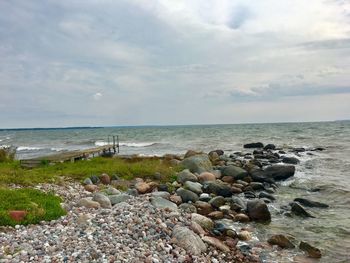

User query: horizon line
[0,119,349,131]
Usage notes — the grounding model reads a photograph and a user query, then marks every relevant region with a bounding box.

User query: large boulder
[176,188,199,203]
[92,193,112,209]
[222,165,248,180]
[183,181,203,195]
[181,154,212,174]
[172,226,207,255]
[246,199,271,222]
[191,213,214,231]
[299,241,322,258]
[151,197,178,211]
[244,142,264,148]
[251,165,295,182]
[177,169,198,184]
[203,181,232,197]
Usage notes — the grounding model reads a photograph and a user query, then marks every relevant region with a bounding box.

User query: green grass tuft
[0,157,180,186]
[0,188,66,226]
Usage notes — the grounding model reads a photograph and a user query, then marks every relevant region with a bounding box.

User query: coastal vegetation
[0,157,178,186]
[0,188,66,226]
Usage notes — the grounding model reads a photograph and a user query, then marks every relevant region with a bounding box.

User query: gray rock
[231,197,247,211]
[191,213,214,231]
[244,142,264,148]
[290,202,315,218]
[108,194,131,205]
[172,226,207,255]
[208,196,226,208]
[92,193,112,209]
[180,154,212,174]
[126,188,139,196]
[249,182,265,190]
[259,191,276,201]
[294,198,328,208]
[151,191,171,199]
[282,156,300,164]
[177,169,198,184]
[176,187,199,203]
[104,187,121,195]
[246,199,271,222]
[199,193,211,202]
[203,181,232,197]
[179,203,197,213]
[183,181,203,195]
[83,178,93,185]
[222,165,248,180]
[151,197,178,211]
[251,165,295,182]
[77,198,100,209]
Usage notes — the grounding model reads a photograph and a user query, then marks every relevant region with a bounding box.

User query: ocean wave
[0,144,11,148]
[17,146,41,151]
[94,141,158,147]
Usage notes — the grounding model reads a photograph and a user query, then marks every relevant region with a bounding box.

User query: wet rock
[219,205,231,214]
[183,181,203,195]
[208,151,220,164]
[246,199,271,222]
[282,157,300,164]
[191,213,214,231]
[259,191,276,201]
[202,236,230,252]
[264,144,276,150]
[222,165,248,180]
[290,202,315,218]
[209,196,226,208]
[231,186,242,194]
[231,197,247,211]
[203,181,232,197]
[184,150,203,158]
[99,173,111,185]
[252,165,295,182]
[299,241,322,258]
[244,142,264,148]
[238,231,251,241]
[92,193,112,209]
[176,188,199,203]
[294,198,329,208]
[172,226,207,255]
[151,197,178,211]
[293,148,306,153]
[234,213,250,222]
[244,191,257,199]
[108,194,131,205]
[222,176,235,183]
[209,149,224,156]
[181,154,213,174]
[194,201,213,215]
[268,234,295,249]
[177,169,198,184]
[249,182,265,191]
[199,193,211,202]
[198,172,216,182]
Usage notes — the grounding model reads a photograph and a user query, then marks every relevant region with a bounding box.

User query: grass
[0,157,179,186]
[0,188,66,226]
[0,147,16,163]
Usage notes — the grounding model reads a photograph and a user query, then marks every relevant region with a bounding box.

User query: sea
[1,121,349,262]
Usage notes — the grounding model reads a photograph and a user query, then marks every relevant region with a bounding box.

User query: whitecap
[17,146,41,151]
[119,142,156,147]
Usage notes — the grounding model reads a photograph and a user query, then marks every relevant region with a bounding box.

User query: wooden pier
[20,135,120,168]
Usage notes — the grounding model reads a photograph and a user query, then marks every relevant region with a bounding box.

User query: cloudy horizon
[1,0,350,128]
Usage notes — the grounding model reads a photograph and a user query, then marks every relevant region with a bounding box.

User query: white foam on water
[17,146,41,151]
[95,141,156,147]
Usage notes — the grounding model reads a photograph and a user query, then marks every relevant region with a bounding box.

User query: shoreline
[0,143,331,262]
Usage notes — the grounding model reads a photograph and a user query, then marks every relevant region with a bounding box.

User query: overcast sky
[0,0,349,128]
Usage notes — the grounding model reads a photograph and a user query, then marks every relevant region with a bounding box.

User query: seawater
[1,121,350,262]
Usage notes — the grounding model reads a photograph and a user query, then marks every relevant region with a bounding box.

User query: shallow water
[1,121,350,262]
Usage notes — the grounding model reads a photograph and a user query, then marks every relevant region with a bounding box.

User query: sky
[0,0,350,128]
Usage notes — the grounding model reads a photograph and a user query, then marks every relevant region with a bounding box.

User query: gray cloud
[0,0,350,127]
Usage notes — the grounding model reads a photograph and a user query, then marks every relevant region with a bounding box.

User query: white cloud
[93,92,102,101]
